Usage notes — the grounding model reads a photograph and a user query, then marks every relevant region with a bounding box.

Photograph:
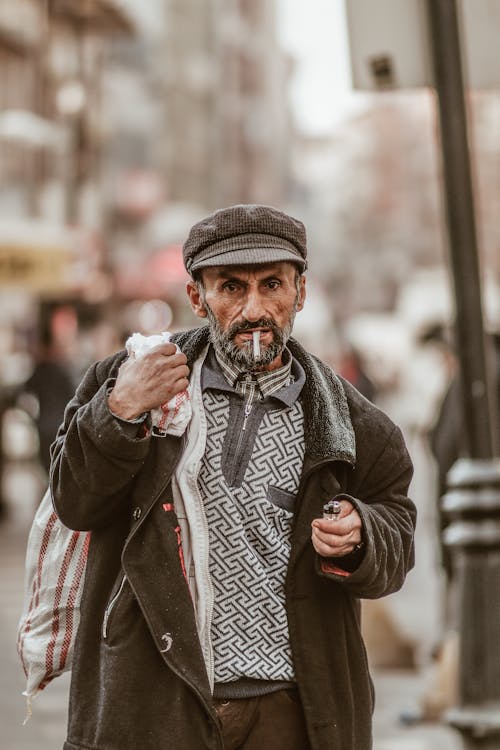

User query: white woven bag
[17,488,90,709]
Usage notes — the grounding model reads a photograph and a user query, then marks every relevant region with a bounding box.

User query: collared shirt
[198,345,306,690]
[203,346,304,412]
[200,345,305,489]
[213,345,294,402]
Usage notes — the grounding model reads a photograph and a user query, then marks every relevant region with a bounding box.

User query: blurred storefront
[0,0,136,509]
[0,0,134,375]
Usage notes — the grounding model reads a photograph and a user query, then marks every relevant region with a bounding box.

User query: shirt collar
[202,345,305,407]
[215,345,292,395]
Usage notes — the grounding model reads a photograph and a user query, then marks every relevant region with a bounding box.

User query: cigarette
[323,499,342,521]
[253,330,261,359]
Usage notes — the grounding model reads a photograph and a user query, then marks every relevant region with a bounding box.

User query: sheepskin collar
[173,327,356,465]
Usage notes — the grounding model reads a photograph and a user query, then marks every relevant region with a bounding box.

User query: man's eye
[266,280,280,290]
[222,282,239,292]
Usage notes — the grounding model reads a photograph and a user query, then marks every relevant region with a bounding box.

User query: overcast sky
[277,0,353,135]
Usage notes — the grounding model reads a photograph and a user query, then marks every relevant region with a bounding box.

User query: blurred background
[1,1,499,748]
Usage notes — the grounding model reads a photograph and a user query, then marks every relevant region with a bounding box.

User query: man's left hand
[311,499,363,557]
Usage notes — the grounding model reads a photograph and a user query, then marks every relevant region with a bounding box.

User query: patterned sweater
[198,348,306,695]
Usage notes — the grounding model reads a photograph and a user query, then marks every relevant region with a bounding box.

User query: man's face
[187,262,306,371]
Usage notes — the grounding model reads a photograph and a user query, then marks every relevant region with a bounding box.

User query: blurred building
[0,0,49,217]
[0,0,134,224]
[99,0,293,319]
[289,88,500,333]
[0,0,135,395]
[161,0,291,209]
[0,0,296,388]
[102,0,292,221]
[0,0,137,513]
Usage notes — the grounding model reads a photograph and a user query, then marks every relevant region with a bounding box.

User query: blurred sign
[0,221,75,293]
[0,244,71,292]
[345,0,500,90]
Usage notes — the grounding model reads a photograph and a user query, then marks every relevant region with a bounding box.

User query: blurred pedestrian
[20,328,75,475]
[49,205,416,750]
[339,345,377,402]
[430,330,500,577]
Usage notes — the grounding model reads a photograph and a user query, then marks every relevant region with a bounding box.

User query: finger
[312,525,360,554]
[171,371,190,389]
[174,378,190,394]
[313,534,359,555]
[315,505,361,529]
[147,342,179,357]
[312,526,361,549]
[150,352,187,367]
[168,354,189,369]
[312,536,358,558]
[313,518,358,536]
[150,357,189,380]
[161,378,189,401]
[166,365,190,382]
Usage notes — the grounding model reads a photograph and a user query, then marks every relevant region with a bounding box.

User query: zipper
[233,393,253,458]
[102,575,126,638]
[242,398,253,431]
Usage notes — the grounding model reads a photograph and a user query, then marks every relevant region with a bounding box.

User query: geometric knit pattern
[198,389,305,684]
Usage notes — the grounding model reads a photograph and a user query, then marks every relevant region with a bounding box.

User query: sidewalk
[372,669,461,750]
[0,462,462,750]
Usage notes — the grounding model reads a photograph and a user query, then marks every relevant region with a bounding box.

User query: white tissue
[125,331,192,437]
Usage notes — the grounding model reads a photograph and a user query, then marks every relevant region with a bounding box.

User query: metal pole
[426,1,500,747]
[427,0,495,458]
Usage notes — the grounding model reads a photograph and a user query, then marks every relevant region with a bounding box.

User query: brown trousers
[214,689,311,750]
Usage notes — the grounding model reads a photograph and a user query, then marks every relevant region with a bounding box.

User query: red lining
[320,560,351,578]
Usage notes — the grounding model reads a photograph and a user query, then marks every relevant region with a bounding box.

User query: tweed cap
[183,204,307,275]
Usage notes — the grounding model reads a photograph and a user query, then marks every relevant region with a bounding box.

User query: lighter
[323,499,342,521]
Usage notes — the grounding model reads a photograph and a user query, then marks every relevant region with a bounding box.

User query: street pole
[426,1,500,747]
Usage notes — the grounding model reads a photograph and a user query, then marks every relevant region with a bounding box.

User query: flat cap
[183,204,307,276]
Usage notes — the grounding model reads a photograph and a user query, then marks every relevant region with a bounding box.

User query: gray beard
[204,307,296,371]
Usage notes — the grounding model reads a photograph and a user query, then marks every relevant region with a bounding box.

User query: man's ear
[296,275,306,312]
[186,280,208,318]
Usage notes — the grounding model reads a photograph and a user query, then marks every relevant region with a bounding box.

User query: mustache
[227,318,280,339]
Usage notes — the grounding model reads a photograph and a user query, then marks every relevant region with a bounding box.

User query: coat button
[132,507,142,521]
[160,632,173,652]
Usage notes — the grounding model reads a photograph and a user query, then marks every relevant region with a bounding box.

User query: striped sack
[17,488,89,701]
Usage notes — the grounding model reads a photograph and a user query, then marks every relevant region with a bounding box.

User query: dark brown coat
[51,327,415,750]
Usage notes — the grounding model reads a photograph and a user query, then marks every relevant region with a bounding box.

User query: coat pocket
[267,485,296,513]
[102,574,127,639]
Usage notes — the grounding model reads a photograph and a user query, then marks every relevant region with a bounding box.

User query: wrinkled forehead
[199,261,300,283]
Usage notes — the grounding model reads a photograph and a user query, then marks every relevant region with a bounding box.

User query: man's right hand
[107,343,190,421]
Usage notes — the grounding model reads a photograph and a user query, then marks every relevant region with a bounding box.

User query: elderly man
[51,204,415,750]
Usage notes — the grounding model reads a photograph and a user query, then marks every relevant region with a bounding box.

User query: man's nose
[241,288,266,321]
